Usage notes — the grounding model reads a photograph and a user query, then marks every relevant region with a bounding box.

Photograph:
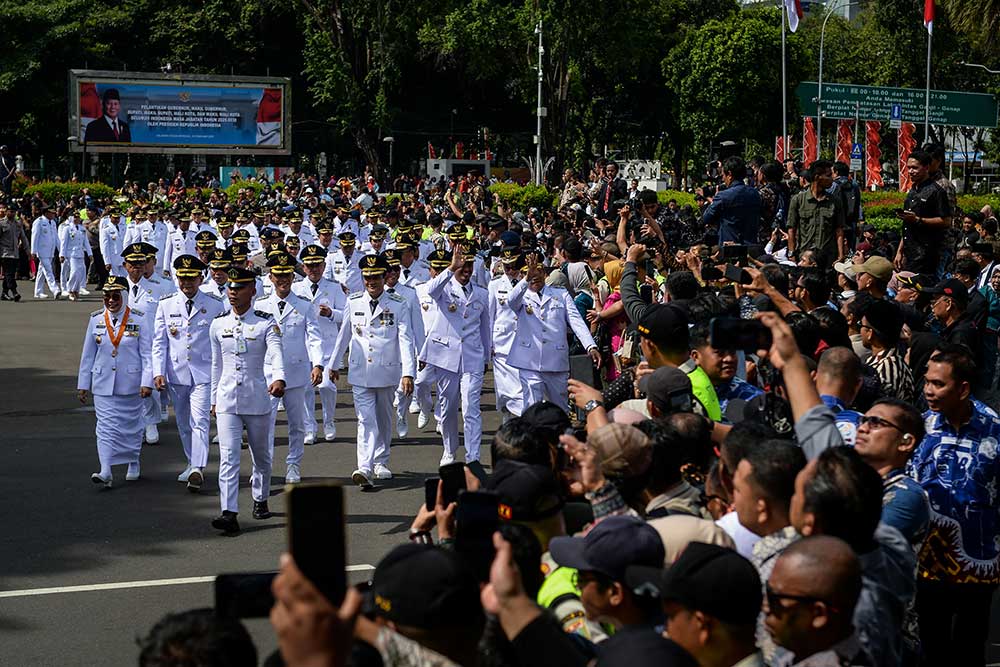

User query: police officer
[293,244,347,443]
[31,204,60,299]
[382,246,425,438]
[327,255,416,488]
[327,231,363,293]
[99,205,126,278]
[77,276,153,487]
[488,248,526,419]
[209,266,286,534]
[152,255,225,492]
[256,251,324,484]
[506,252,601,407]
[419,244,492,466]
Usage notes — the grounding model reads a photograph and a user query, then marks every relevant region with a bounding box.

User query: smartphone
[425,477,441,511]
[639,283,654,304]
[724,264,752,285]
[722,245,748,264]
[710,316,773,352]
[438,462,467,507]
[454,490,501,581]
[287,483,347,605]
[569,353,600,421]
[214,572,276,618]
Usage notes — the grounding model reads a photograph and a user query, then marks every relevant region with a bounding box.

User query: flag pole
[924,27,932,140]
[782,1,788,159]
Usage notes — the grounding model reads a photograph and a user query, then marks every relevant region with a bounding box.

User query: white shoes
[145,424,159,444]
[35,293,48,299]
[304,432,316,445]
[409,402,420,414]
[396,414,409,439]
[352,469,373,489]
[439,452,455,466]
[435,422,442,435]
[417,411,429,429]
[79,288,90,296]
[187,468,203,492]
[91,472,112,488]
[212,434,220,444]
[374,464,393,480]
[126,462,140,481]
[286,463,301,484]
[324,423,337,441]
[177,466,193,482]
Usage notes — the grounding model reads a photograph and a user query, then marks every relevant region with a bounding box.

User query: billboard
[68,70,292,155]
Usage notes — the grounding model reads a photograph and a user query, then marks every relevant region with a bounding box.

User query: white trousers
[493,354,524,417]
[143,391,163,427]
[354,385,394,473]
[217,412,272,514]
[397,362,437,421]
[167,382,211,468]
[34,256,58,297]
[436,367,484,462]
[270,384,307,467]
[303,376,338,435]
[519,369,570,411]
[65,256,86,293]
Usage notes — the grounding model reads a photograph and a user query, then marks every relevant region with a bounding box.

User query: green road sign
[797,82,998,128]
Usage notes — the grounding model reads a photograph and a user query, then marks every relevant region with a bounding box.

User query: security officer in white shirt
[58,212,92,300]
[31,204,60,299]
[506,252,601,407]
[293,244,347,443]
[99,205,126,278]
[201,247,233,310]
[488,248,526,419]
[152,255,225,491]
[382,246,425,438]
[256,251,325,484]
[327,254,416,488]
[163,216,200,278]
[77,276,153,487]
[326,231,363,293]
[419,245,492,465]
[209,266,286,534]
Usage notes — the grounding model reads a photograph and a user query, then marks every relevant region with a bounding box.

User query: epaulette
[214,311,228,319]
[159,292,174,300]
[148,277,162,284]
[387,292,405,302]
[349,291,365,299]
[91,309,103,317]
[204,292,223,302]
[253,309,272,319]
[131,308,144,317]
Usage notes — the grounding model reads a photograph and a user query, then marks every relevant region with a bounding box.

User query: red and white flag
[924,0,934,34]
[784,0,804,32]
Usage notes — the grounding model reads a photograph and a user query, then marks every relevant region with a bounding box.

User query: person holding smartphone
[895,150,952,277]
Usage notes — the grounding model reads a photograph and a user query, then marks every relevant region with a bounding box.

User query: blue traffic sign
[891,104,902,120]
[850,143,864,160]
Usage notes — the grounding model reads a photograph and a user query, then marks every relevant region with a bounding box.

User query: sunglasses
[859,415,904,432]
[765,584,838,615]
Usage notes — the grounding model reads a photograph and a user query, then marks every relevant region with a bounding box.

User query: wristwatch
[583,399,605,414]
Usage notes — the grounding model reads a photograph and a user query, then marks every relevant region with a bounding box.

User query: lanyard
[104,307,131,357]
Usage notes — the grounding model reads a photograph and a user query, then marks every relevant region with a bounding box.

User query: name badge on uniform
[236,338,247,354]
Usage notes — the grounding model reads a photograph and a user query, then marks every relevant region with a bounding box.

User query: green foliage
[225,182,266,199]
[384,194,403,207]
[23,180,116,201]
[859,190,1000,217]
[657,190,698,208]
[867,216,903,232]
[488,183,558,210]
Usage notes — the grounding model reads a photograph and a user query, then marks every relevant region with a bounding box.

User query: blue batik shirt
[882,468,931,549]
[908,401,1000,583]
[715,377,764,417]
[820,394,863,447]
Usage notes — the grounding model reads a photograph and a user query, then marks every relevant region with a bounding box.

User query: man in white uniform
[326,231,363,293]
[256,252,325,484]
[209,266,286,534]
[419,245,492,466]
[77,276,153,487]
[488,248,526,419]
[99,205,126,278]
[327,254,415,488]
[121,242,166,443]
[382,246,425,438]
[58,212,92,300]
[201,247,233,310]
[292,244,347,443]
[31,204,60,299]
[163,216,199,279]
[152,255,225,492]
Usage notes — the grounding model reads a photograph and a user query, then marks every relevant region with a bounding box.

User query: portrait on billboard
[82,86,131,143]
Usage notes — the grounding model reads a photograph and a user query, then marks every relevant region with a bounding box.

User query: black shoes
[212,511,240,534]
[252,500,271,520]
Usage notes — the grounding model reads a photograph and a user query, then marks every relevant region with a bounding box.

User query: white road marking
[0,565,375,599]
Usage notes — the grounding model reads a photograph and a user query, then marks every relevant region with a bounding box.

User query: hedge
[488,183,560,210]
[657,190,698,209]
[23,181,116,202]
[859,190,1000,219]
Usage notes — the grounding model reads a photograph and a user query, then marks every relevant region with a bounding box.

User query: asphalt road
[0,285,499,666]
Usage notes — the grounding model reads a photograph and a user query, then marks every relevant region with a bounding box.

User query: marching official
[256,251,325,484]
[122,242,166,444]
[292,244,347,443]
[31,204,60,299]
[209,266,286,534]
[419,244,491,465]
[488,248,526,419]
[382,245,425,438]
[152,255,225,492]
[200,247,233,311]
[327,254,415,488]
[326,231,363,293]
[99,206,126,278]
[77,276,153,487]
[58,212,92,301]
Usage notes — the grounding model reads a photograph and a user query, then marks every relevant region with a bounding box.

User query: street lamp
[816,0,859,159]
[534,20,544,185]
[383,136,395,178]
[960,61,1000,75]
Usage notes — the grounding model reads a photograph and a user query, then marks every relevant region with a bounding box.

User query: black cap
[381,248,401,267]
[209,247,233,270]
[485,459,564,522]
[427,250,452,269]
[549,516,665,582]
[638,367,693,414]
[369,544,482,628]
[266,251,297,275]
[300,244,328,264]
[359,254,389,276]
[920,277,969,309]
[637,304,689,349]
[625,542,761,626]
[173,254,207,278]
[521,401,571,440]
[594,634,697,667]
[226,266,256,288]
[101,275,128,292]
[260,228,284,241]
[231,229,251,241]
[121,242,148,263]
[972,242,995,257]
[195,230,218,248]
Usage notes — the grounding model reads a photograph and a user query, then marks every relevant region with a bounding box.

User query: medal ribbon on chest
[104,307,131,358]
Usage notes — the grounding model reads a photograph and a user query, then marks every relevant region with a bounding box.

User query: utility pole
[535,20,544,186]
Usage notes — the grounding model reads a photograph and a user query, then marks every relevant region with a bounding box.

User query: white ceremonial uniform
[325,249,363,294]
[506,279,597,408]
[152,290,226,469]
[163,228,199,277]
[282,223,318,248]
[210,307,285,514]
[201,280,232,312]
[31,214,59,297]
[58,218,92,294]
[419,269,492,463]
[397,260,430,287]
[412,281,440,422]
[488,274,524,417]
[256,292,325,469]
[99,216,126,277]
[236,224,263,257]
[327,290,416,476]
[126,276,166,427]
[292,276,347,440]
[77,306,153,475]
[471,255,491,289]
[388,282,425,428]
[146,274,176,300]
[124,219,170,258]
